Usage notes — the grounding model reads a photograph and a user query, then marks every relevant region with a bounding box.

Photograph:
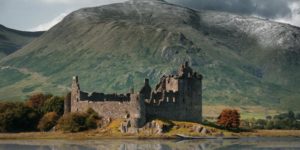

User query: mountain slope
[0,25,44,59]
[0,0,299,110]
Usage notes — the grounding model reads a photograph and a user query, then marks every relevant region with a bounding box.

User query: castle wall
[70,76,146,126]
[71,100,132,119]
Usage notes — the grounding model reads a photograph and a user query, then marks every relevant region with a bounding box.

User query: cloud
[167,0,300,27]
[167,0,292,18]
[40,0,73,4]
[39,0,126,5]
[275,2,300,27]
[30,12,69,31]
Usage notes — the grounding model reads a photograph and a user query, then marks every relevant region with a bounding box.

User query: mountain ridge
[0,24,44,59]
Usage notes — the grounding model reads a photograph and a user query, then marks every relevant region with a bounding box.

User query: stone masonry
[65,62,203,128]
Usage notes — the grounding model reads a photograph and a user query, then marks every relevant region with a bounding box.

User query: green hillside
[0,25,44,59]
[0,0,299,110]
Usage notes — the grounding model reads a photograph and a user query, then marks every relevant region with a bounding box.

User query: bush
[296,113,300,120]
[85,115,98,129]
[0,102,40,132]
[41,96,64,116]
[57,108,99,132]
[37,112,59,131]
[217,109,240,129]
[241,111,300,130]
[85,108,99,129]
[57,113,88,132]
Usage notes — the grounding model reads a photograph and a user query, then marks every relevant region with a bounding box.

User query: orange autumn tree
[26,93,52,109]
[217,109,240,129]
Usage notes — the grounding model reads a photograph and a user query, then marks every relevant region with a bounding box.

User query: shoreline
[1,130,300,140]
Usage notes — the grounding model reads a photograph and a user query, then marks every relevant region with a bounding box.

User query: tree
[296,113,300,120]
[287,111,295,120]
[266,115,272,120]
[0,102,40,132]
[26,93,52,110]
[41,96,64,116]
[231,109,240,128]
[265,120,274,129]
[38,112,59,131]
[255,119,267,129]
[217,109,240,129]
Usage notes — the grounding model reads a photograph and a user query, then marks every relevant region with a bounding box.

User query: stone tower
[64,92,71,114]
[145,61,203,123]
[71,76,80,112]
[130,93,146,128]
[177,62,202,122]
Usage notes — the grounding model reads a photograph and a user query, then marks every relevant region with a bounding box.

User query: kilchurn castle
[64,62,203,128]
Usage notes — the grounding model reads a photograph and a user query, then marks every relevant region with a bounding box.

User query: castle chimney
[130,87,134,94]
[72,76,80,91]
[185,61,189,67]
[73,76,78,82]
[144,78,149,85]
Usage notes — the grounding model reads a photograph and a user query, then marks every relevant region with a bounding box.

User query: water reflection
[0,138,300,150]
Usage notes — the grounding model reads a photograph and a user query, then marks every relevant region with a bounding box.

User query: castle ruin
[65,62,203,128]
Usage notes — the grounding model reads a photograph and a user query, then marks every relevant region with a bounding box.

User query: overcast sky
[0,0,299,31]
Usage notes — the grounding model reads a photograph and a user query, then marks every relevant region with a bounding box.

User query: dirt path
[0,65,69,91]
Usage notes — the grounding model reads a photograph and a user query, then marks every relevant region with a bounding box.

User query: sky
[0,0,299,31]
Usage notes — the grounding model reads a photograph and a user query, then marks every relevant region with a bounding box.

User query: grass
[1,119,299,140]
[203,105,281,120]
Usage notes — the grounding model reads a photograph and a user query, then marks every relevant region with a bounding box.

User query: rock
[119,120,131,133]
[193,125,203,133]
[155,124,163,134]
[200,128,212,135]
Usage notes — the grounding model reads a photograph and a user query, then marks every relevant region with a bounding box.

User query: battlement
[80,92,131,102]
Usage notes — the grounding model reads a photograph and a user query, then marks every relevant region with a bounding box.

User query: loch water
[0,137,300,150]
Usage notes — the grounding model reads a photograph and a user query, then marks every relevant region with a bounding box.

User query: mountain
[0,0,299,111]
[0,25,44,59]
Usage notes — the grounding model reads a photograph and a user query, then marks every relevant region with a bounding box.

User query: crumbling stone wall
[68,76,146,127]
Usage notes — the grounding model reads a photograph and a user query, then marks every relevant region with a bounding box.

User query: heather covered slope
[0,25,43,59]
[0,0,299,110]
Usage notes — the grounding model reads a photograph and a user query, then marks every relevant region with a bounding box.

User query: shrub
[296,113,300,120]
[217,109,240,129]
[287,111,295,120]
[85,108,99,129]
[85,115,98,129]
[241,111,300,130]
[57,108,99,132]
[0,102,40,132]
[37,112,59,131]
[57,113,88,132]
[41,96,64,116]
[255,119,267,129]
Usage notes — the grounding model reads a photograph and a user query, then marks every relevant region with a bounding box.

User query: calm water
[0,138,300,150]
